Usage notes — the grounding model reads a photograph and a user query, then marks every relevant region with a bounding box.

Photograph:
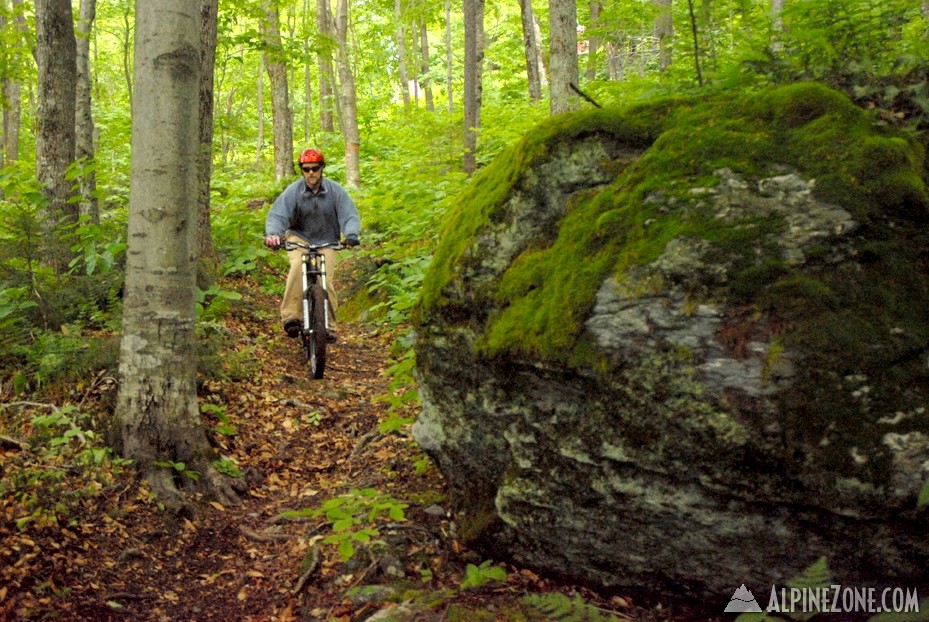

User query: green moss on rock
[413,108,666,326]
[415,82,929,368]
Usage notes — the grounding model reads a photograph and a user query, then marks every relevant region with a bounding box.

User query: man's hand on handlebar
[343,234,359,248]
[264,234,282,249]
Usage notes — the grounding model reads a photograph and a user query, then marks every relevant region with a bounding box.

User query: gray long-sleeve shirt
[265,177,361,245]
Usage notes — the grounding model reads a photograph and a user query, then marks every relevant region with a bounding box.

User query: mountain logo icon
[725,584,762,613]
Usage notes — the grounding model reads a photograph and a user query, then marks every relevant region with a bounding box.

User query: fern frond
[522,592,621,622]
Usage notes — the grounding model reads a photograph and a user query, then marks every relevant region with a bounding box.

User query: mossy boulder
[411,83,929,602]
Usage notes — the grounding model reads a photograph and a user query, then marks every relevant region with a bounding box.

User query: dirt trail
[1,276,456,621]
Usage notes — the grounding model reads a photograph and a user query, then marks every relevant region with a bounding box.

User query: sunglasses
[301,164,323,173]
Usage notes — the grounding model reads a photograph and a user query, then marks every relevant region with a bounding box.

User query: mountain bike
[280,239,341,379]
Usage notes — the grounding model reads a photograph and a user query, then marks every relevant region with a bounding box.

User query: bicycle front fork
[301,255,331,333]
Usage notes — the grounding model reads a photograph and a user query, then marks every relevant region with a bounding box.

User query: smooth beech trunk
[549,0,578,114]
[75,0,98,224]
[1,0,26,166]
[317,0,336,132]
[35,0,78,268]
[335,0,361,188]
[117,0,238,510]
[519,0,543,101]
[263,2,294,182]
[197,0,219,278]
[463,0,484,174]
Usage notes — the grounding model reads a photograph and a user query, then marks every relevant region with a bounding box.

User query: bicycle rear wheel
[306,284,328,379]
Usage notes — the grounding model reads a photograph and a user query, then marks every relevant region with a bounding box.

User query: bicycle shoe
[284,319,302,338]
[326,331,338,343]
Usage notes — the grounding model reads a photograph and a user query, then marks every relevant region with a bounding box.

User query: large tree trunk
[75,0,98,224]
[317,0,336,132]
[263,2,294,182]
[35,0,78,270]
[518,0,543,101]
[549,0,578,114]
[335,0,361,189]
[118,0,238,510]
[462,0,484,175]
[395,0,410,106]
[197,0,219,284]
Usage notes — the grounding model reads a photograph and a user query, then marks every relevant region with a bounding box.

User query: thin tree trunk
[2,80,20,165]
[420,19,434,111]
[335,0,361,189]
[1,0,26,165]
[263,2,294,182]
[395,0,410,106]
[223,85,236,165]
[256,63,264,166]
[463,0,484,174]
[75,0,98,224]
[606,40,621,80]
[445,0,453,113]
[533,14,547,87]
[118,0,238,510]
[35,0,78,270]
[771,0,785,53]
[549,0,578,114]
[586,0,600,83]
[121,3,132,110]
[519,0,543,101]
[303,0,312,142]
[686,0,703,86]
[700,0,718,71]
[317,0,336,132]
[653,0,672,71]
[197,0,219,283]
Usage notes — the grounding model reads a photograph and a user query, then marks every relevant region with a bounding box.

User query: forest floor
[0,267,716,622]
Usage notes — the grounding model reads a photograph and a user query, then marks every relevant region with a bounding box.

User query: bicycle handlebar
[278,240,345,252]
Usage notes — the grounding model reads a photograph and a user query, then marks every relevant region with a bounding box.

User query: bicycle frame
[300,246,330,336]
[281,239,341,379]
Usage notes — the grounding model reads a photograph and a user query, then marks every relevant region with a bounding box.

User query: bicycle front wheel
[306,284,328,379]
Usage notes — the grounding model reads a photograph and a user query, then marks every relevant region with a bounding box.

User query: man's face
[301,163,324,185]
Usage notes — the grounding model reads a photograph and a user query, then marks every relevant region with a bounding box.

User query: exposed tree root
[292,544,320,595]
[143,461,242,514]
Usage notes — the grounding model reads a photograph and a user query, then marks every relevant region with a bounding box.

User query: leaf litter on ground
[0,270,689,622]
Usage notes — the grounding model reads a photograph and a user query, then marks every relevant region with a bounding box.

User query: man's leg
[321,247,339,326]
[280,234,304,333]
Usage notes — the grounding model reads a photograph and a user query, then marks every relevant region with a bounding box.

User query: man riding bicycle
[264,148,361,341]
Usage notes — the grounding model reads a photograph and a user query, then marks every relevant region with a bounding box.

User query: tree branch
[570,83,602,108]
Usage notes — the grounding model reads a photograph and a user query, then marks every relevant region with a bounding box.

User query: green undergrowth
[345,582,631,622]
[415,82,929,368]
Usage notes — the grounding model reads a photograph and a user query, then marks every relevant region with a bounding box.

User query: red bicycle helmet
[299,149,326,165]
